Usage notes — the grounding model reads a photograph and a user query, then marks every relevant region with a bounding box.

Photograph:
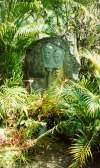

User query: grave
[25,33,80,90]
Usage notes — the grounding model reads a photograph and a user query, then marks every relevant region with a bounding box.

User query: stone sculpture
[42,43,65,69]
[42,43,54,69]
[42,43,65,86]
[53,49,64,67]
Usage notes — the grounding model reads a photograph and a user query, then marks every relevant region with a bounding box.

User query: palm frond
[0,85,27,117]
[80,50,100,72]
[69,133,94,168]
[63,81,100,118]
[0,21,17,40]
[5,1,42,24]
[79,80,98,94]
[83,94,100,117]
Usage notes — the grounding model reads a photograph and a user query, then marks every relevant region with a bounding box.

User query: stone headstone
[25,33,80,90]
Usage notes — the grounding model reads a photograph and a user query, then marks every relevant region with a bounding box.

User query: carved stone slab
[25,34,80,90]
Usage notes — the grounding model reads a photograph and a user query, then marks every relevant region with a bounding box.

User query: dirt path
[15,136,100,168]
[30,137,71,168]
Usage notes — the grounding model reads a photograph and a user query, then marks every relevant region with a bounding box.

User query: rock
[25,33,80,90]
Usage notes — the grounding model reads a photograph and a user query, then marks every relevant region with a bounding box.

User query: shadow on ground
[15,136,100,168]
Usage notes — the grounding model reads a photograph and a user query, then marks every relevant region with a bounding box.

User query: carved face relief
[42,44,54,62]
[53,50,63,64]
[42,43,65,69]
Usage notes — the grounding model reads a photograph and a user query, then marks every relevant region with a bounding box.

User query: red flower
[13,134,21,144]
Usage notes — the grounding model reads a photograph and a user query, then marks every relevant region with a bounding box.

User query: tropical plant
[26,68,66,128]
[79,49,100,84]
[0,0,45,84]
[30,74,100,167]
[41,0,99,49]
[0,82,47,167]
[60,79,100,168]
